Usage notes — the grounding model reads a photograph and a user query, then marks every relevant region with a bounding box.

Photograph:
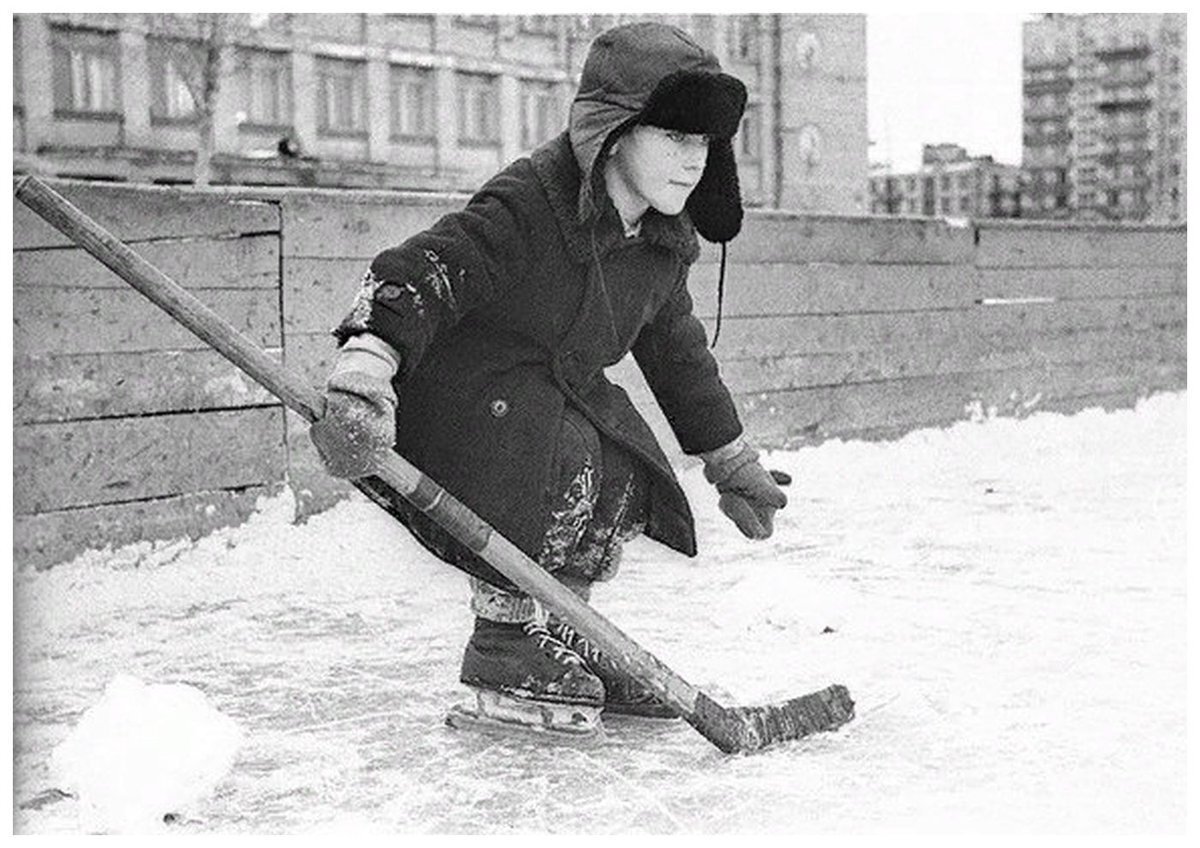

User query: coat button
[376,282,404,301]
[490,399,509,418]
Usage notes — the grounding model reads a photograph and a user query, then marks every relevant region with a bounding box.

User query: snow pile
[48,674,243,833]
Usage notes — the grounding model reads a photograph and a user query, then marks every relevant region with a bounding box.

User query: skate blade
[445,688,603,739]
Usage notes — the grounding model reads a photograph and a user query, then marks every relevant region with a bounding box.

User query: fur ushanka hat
[569,22,748,245]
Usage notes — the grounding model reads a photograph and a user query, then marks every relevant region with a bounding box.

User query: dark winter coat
[333,24,746,569]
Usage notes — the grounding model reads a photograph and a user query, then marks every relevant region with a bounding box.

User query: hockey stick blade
[691,684,855,754]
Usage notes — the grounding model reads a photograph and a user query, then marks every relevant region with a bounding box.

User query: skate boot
[547,619,677,719]
[447,618,605,737]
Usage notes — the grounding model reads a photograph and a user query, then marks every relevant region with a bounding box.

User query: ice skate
[446,618,605,737]
[547,619,678,720]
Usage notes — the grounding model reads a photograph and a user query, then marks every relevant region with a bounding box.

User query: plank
[14,407,287,514]
[283,331,342,390]
[278,193,460,259]
[13,348,281,424]
[13,484,284,571]
[716,323,1185,394]
[695,211,976,265]
[683,262,980,318]
[733,358,1185,448]
[696,295,1185,360]
[283,256,371,334]
[975,221,1185,268]
[14,179,280,249]
[14,234,280,290]
[14,288,281,356]
[976,265,1185,300]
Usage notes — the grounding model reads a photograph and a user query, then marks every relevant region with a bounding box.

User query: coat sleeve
[333,163,538,377]
[631,266,744,455]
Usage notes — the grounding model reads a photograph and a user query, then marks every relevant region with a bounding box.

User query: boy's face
[610,125,710,217]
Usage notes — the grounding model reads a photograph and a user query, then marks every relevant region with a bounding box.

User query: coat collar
[530,133,701,266]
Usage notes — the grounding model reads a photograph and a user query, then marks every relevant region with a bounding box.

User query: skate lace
[548,622,603,666]
[522,621,585,666]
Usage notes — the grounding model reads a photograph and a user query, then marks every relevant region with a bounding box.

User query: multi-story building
[12,13,869,214]
[1022,13,1186,222]
[869,143,1022,218]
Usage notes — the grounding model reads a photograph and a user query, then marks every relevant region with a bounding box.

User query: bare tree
[149,13,266,186]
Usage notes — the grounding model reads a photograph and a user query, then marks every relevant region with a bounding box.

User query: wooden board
[278,194,457,259]
[14,407,287,514]
[975,222,1186,268]
[716,323,1185,394]
[975,265,1185,300]
[733,358,1185,448]
[14,180,280,249]
[14,348,281,424]
[14,234,280,290]
[684,262,980,318]
[14,288,282,356]
[283,408,355,520]
[283,256,370,334]
[697,295,1185,360]
[694,212,976,266]
[13,484,284,571]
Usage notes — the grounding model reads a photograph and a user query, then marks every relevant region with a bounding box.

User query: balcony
[1097,96,1152,112]
[1101,125,1150,141]
[1024,131,1072,147]
[1100,70,1154,88]
[1095,44,1152,61]
[1024,77,1072,95]
[1024,103,1070,119]
[1097,149,1152,166]
[1024,57,1071,71]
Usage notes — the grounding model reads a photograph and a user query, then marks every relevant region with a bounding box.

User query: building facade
[1022,13,1186,221]
[12,13,868,214]
[869,143,1022,219]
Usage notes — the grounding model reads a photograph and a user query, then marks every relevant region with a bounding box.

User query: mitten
[702,439,788,540]
[309,334,400,479]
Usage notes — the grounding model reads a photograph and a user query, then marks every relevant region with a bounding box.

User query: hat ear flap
[686,138,743,243]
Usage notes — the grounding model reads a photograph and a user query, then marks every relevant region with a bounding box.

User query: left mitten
[702,439,788,540]
[309,334,400,479]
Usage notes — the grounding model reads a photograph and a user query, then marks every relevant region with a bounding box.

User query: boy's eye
[663,129,710,147]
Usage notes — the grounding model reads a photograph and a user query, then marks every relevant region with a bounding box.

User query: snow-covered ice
[12,392,1186,834]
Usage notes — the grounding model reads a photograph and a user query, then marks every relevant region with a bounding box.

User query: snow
[12,392,1187,834]
[48,674,242,833]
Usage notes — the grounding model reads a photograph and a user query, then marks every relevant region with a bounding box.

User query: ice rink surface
[12,392,1187,834]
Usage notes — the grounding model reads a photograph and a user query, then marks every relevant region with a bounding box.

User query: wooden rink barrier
[12,179,1187,568]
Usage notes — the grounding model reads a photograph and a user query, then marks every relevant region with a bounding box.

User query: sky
[867,13,1026,172]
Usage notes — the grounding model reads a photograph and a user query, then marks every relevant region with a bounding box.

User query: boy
[311,22,787,735]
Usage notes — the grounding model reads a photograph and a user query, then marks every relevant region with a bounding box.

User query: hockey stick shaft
[15,176,852,753]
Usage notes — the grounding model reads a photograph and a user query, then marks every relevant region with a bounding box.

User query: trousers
[402,406,649,623]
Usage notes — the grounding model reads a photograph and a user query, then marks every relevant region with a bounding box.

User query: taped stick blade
[689,684,855,754]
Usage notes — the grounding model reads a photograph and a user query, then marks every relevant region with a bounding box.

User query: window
[458,72,499,145]
[317,57,367,135]
[51,26,120,115]
[149,37,206,123]
[940,174,950,191]
[520,79,559,149]
[738,103,761,161]
[940,198,951,213]
[957,174,970,190]
[238,48,291,128]
[390,65,434,139]
[959,196,971,212]
[730,16,758,63]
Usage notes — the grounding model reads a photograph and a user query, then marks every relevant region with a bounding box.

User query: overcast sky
[867,13,1026,172]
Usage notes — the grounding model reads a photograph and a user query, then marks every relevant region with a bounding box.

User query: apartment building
[12,13,869,214]
[869,143,1022,219]
[1022,13,1186,221]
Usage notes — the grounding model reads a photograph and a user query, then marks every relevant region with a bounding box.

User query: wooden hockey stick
[15,175,854,754]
